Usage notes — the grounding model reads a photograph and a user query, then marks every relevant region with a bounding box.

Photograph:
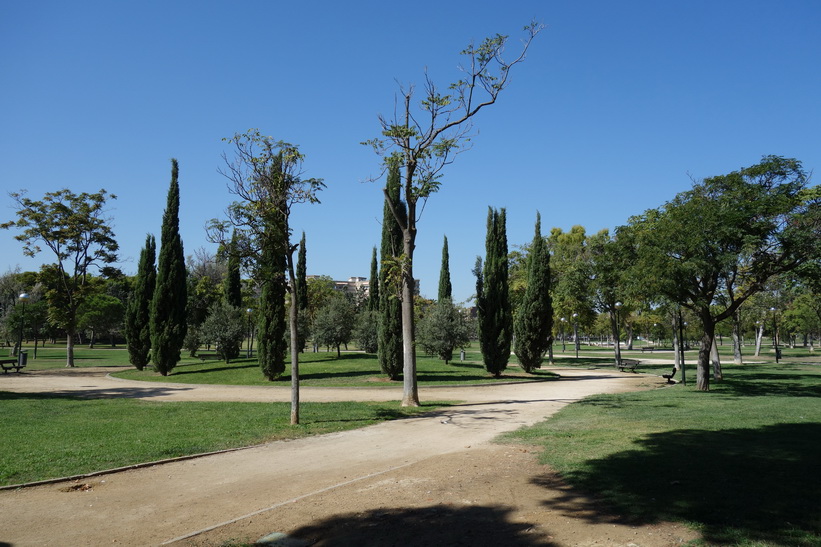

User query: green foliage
[477,207,512,377]
[199,301,245,363]
[438,235,452,302]
[378,159,405,380]
[1,188,118,366]
[514,213,553,373]
[125,235,156,370]
[416,298,470,364]
[257,238,287,380]
[224,230,243,309]
[312,294,356,356]
[151,159,188,376]
[78,293,125,347]
[367,246,379,312]
[355,309,379,353]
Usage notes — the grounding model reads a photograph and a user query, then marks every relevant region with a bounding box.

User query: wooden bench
[197,352,221,361]
[640,347,655,353]
[0,357,26,373]
[617,358,640,372]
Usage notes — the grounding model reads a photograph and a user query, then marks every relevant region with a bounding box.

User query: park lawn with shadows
[501,361,821,546]
[111,349,559,386]
[0,391,448,487]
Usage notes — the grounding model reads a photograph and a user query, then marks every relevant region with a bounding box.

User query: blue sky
[2,1,819,303]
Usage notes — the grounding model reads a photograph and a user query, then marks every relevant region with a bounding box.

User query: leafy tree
[514,212,553,372]
[1,188,118,367]
[588,230,632,368]
[78,293,125,347]
[378,159,405,380]
[364,23,543,405]
[199,301,245,363]
[215,130,324,424]
[625,156,821,390]
[416,298,470,364]
[312,294,355,357]
[476,207,512,377]
[224,231,243,308]
[151,159,188,376]
[355,309,379,353]
[125,234,156,370]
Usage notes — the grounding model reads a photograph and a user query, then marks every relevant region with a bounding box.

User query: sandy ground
[0,366,699,546]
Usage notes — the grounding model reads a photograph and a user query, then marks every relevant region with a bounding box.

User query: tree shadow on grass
[532,423,821,545]
[286,504,555,546]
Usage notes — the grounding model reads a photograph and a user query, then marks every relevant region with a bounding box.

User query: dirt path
[0,368,698,546]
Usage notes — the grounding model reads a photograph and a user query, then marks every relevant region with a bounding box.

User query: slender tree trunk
[400,252,419,406]
[672,317,681,370]
[732,311,743,365]
[711,337,723,380]
[754,325,764,356]
[697,315,716,391]
[66,331,76,367]
[610,311,621,368]
[626,323,634,350]
[287,243,300,425]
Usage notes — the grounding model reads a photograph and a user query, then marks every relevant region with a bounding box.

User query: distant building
[306,275,420,300]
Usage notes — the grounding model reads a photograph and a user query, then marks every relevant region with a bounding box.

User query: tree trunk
[696,316,716,391]
[610,311,621,368]
[732,311,743,365]
[626,323,634,350]
[400,229,419,407]
[287,249,300,426]
[672,317,681,370]
[711,337,723,380]
[754,325,764,356]
[66,331,76,367]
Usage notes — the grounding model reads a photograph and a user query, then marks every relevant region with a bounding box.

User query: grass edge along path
[499,361,821,547]
[0,394,450,487]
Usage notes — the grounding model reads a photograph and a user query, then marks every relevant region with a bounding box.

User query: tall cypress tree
[125,234,156,370]
[378,158,405,380]
[294,231,309,353]
[368,246,379,312]
[224,230,243,308]
[438,235,452,301]
[257,233,287,380]
[151,159,188,376]
[437,235,454,363]
[514,212,553,372]
[477,207,512,377]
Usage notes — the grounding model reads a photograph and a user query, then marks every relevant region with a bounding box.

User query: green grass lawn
[500,360,821,546]
[0,394,448,487]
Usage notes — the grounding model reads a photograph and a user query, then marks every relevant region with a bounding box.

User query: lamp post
[613,301,622,367]
[560,317,567,352]
[17,293,29,357]
[572,313,579,359]
[653,323,658,346]
[246,308,253,358]
[770,307,779,363]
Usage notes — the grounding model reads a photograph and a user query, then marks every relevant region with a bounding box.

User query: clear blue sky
[2,1,819,303]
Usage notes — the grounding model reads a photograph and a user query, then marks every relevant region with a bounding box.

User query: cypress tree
[257,231,288,380]
[477,207,512,377]
[224,230,243,308]
[294,231,309,353]
[437,235,454,363]
[514,212,553,372]
[125,234,156,370]
[151,159,188,376]
[438,235,452,301]
[378,158,405,380]
[368,246,379,312]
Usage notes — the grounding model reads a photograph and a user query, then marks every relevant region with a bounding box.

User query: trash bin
[460,349,465,362]
[18,350,28,367]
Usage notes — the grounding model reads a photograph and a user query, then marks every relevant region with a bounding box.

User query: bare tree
[364,22,543,406]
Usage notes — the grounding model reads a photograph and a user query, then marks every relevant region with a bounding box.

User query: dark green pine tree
[514,212,553,372]
[221,230,243,360]
[125,234,156,370]
[151,159,188,376]
[477,207,512,377]
[378,158,405,380]
[437,235,454,363]
[438,235,452,301]
[368,246,379,312]
[294,231,309,353]
[224,230,243,308]
[257,221,288,380]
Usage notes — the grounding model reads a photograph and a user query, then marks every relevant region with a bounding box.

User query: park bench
[197,352,221,362]
[640,346,655,353]
[662,367,678,384]
[1,352,27,374]
[617,358,640,373]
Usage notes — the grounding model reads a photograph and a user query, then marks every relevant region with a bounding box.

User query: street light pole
[560,317,566,352]
[246,308,253,358]
[572,313,579,359]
